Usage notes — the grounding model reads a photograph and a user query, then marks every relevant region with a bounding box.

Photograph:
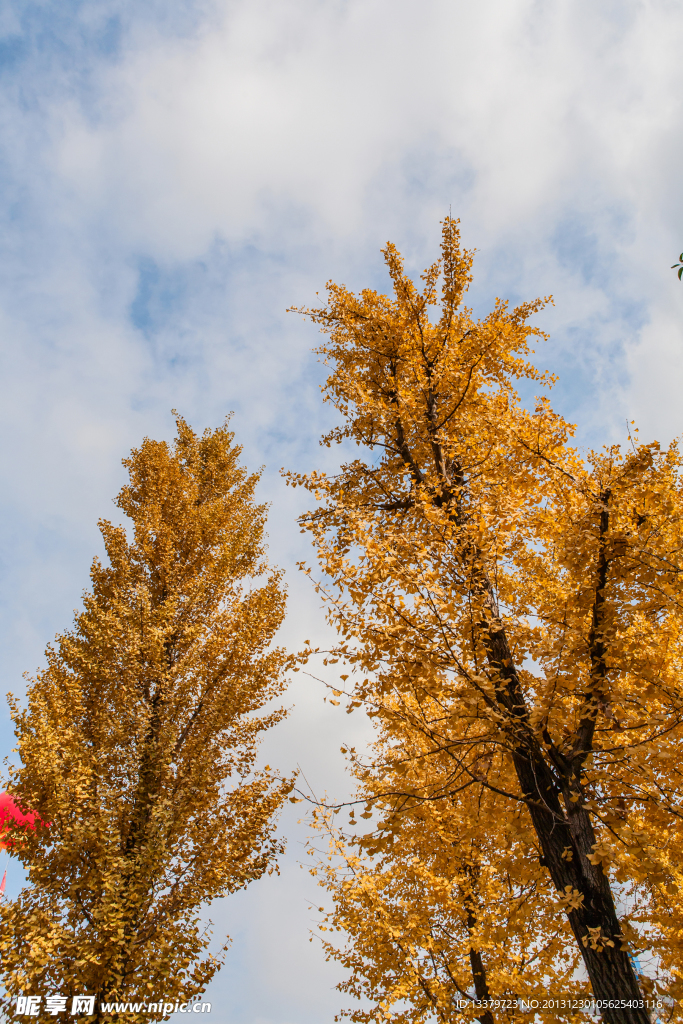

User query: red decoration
[0,792,38,850]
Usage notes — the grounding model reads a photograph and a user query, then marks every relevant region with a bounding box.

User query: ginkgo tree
[309,703,583,1024]
[289,219,683,1023]
[0,417,292,1023]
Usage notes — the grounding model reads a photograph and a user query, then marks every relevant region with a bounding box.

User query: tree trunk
[466,906,495,1024]
[482,617,649,1024]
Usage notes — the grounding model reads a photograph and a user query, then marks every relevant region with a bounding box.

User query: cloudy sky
[0,0,682,1021]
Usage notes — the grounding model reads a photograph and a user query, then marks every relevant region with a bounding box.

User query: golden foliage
[0,417,292,1022]
[310,711,583,1024]
[290,220,683,1021]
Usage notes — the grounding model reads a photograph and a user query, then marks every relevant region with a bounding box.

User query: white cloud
[48,1,683,253]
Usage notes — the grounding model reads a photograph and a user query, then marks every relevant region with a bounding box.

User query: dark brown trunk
[449,473,648,1022]
[482,615,649,1024]
[466,906,495,1024]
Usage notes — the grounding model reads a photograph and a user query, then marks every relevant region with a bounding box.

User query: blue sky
[0,1,682,1021]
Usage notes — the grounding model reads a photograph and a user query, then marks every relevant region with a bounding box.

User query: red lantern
[0,792,42,900]
[0,792,38,850]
